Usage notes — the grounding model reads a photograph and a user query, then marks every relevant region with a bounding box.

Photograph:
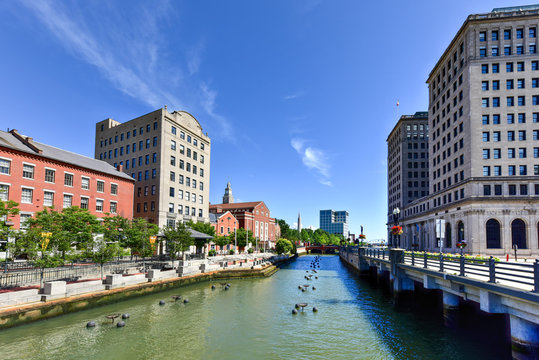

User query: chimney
[9,129,43,154]
[116,164,123,172]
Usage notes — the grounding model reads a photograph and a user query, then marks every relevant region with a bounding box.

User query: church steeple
[222,182,234,204]
[298,212,302,234]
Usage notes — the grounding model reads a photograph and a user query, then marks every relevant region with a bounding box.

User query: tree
[187,221,215,253]
[56,207,101,258]
[85,235,121,280]
[162,222,193,267]
[275,239,293,255]
[213,235,230,254]
[229,228,254,251]
[0,199,19,255]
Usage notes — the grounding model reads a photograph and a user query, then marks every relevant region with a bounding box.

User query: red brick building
[0,129,134,229]
[209,201,278,249]
[210,210,238,237]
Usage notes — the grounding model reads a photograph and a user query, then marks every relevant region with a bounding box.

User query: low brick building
[0,129,135,229]
[210,200,278,249]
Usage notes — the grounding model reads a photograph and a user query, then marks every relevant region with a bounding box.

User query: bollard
[439,253,444,272]
[423,252,428,268]
[488,256,496,283]
[459,255,465,277]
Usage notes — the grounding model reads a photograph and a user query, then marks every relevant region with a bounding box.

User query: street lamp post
[392,207,400,249]
[234,220,237,254]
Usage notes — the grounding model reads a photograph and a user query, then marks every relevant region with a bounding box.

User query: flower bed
[404,251,500,263]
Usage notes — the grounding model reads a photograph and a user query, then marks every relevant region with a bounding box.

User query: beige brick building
[397,5,539,256]
[95,108,211,228]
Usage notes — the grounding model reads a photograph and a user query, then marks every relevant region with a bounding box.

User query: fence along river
[0,255,509,359]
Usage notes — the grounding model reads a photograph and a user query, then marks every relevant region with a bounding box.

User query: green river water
[0,255,508,359]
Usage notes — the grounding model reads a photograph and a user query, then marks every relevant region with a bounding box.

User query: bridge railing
[402,251,538,293]
[364,247,390,260]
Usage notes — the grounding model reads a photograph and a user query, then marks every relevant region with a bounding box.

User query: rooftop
[0,129,133,181]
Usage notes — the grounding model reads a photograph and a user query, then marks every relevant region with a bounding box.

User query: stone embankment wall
[0,254,291,329]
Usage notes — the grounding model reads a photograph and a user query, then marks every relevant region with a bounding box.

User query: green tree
[162,222,193,267]
[186,221,215,253]
[84,236,121,280]
[276,219,291,239]
[214,235,230,254]
[56,207,101,258]
[229,228,254,251]
[275,238,293,255]
[0,199,20,256]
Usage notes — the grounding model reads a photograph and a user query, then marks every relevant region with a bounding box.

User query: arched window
[445,223,452,248]
[486,219,501,248]
[457,221,465,242]
[511,219,527,249]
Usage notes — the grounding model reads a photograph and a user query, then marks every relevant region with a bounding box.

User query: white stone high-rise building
[398,5,539,256]
[95,108,211,229]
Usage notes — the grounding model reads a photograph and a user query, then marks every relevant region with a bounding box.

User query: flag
[396,100,400,107]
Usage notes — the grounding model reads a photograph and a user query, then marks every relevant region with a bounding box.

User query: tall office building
[95,108,211,228]
[319,210,349,239]
[387,112,429,226]
[398,5,539,256]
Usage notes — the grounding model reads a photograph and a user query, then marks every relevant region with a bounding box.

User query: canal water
[0,255,508,360]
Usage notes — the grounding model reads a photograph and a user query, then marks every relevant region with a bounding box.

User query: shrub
[247,248,254,254]
[229,249,235,255]
[208,249,216,256]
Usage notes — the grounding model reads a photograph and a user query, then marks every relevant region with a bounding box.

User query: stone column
[390,248,414,308]
[510,314,539,360]
[442,291,460,328]
[358,247,370,277]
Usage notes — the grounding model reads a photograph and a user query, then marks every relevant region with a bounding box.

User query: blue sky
[0,0,526,240]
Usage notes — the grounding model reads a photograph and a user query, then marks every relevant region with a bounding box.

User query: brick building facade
[0,129,134,229]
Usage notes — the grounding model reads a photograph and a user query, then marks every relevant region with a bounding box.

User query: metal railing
[363,248,390,260]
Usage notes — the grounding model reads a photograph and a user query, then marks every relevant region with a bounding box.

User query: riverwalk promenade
[340,246,539,360]
[0,253,290,329]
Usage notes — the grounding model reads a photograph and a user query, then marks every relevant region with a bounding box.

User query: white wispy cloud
[18,0,232,139]
[283,91,304,100]
[291,138,332,186]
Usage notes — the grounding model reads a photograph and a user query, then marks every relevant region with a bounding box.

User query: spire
[222,182,234,204]
[298,212,302,233]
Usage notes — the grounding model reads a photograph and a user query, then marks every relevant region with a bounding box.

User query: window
[520,165,527,175]
[509,184,517,195]
[508,114,515,124]
[152,169,156,179]
[171,126,176,135]
[492,63,499,73]
[80,197,89,209]
[480,47,486,57]
[180,131,185,140]
[508,131,515,141]
[504,45,512,56]
[200,155,204,164]
[169,187,174,197]
[483,166,490,176]
[517,28,523,39]
[494,166,501,176]
[508,148,515,158]
[94,199,103,212]
[493,114,500,124]
[534,61,539,71]
[482,98,489,107]
[64,173,74,187]
[519,130,526,141]
[482,132,490,142]
[20,188,32,204]
[492,80,500,90]
[170,156,176,166]
[110,202,117,214]
[518,113,526,123]
[170,171,175,182]
[508,165,516,176]
[482,64,489,74]
[494,184,502,195]
[22,164,34,179]
[483,149,490,159]
[518,79,525,89]
[534,95,539,105]
[200,168,204,177]
[111,183,118,195]
[507,62,513,72]
[479,31,486,41]
[531,44,537,54]
[518,96,525,106]
[504,29,511,40]
[152,185,156,195]
[45,169,55,183]
[199,195,203,204]
[187,135,191,143]
[507,96,514,106]
[43,191,54,207]
[144,170,149,180]
[481,81,489,91]
[516,45,524,54]
[169,203,174,213]
[171,140,176,150]
[0,185,8,200]
[519,148,527,158]
[482,115,489,124]
[507,80,514,90]
[493,97,500,107]
[179,175,184,184]
[0,159,10,175]
[492,47,499,56]
[517,62,525,72]
[483,185,491,195]
[180,160,184,169]
[97,180,104,192]
[199,182,204,191]
[180,145,185,155]
[65,194,73,208]
[81,177,90,190]
[178,189,183,200]
[145,155,150,165]
[530,27,537,38]
[520,184,528,195]
[494,148,501,159]
[492,30,499,41]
